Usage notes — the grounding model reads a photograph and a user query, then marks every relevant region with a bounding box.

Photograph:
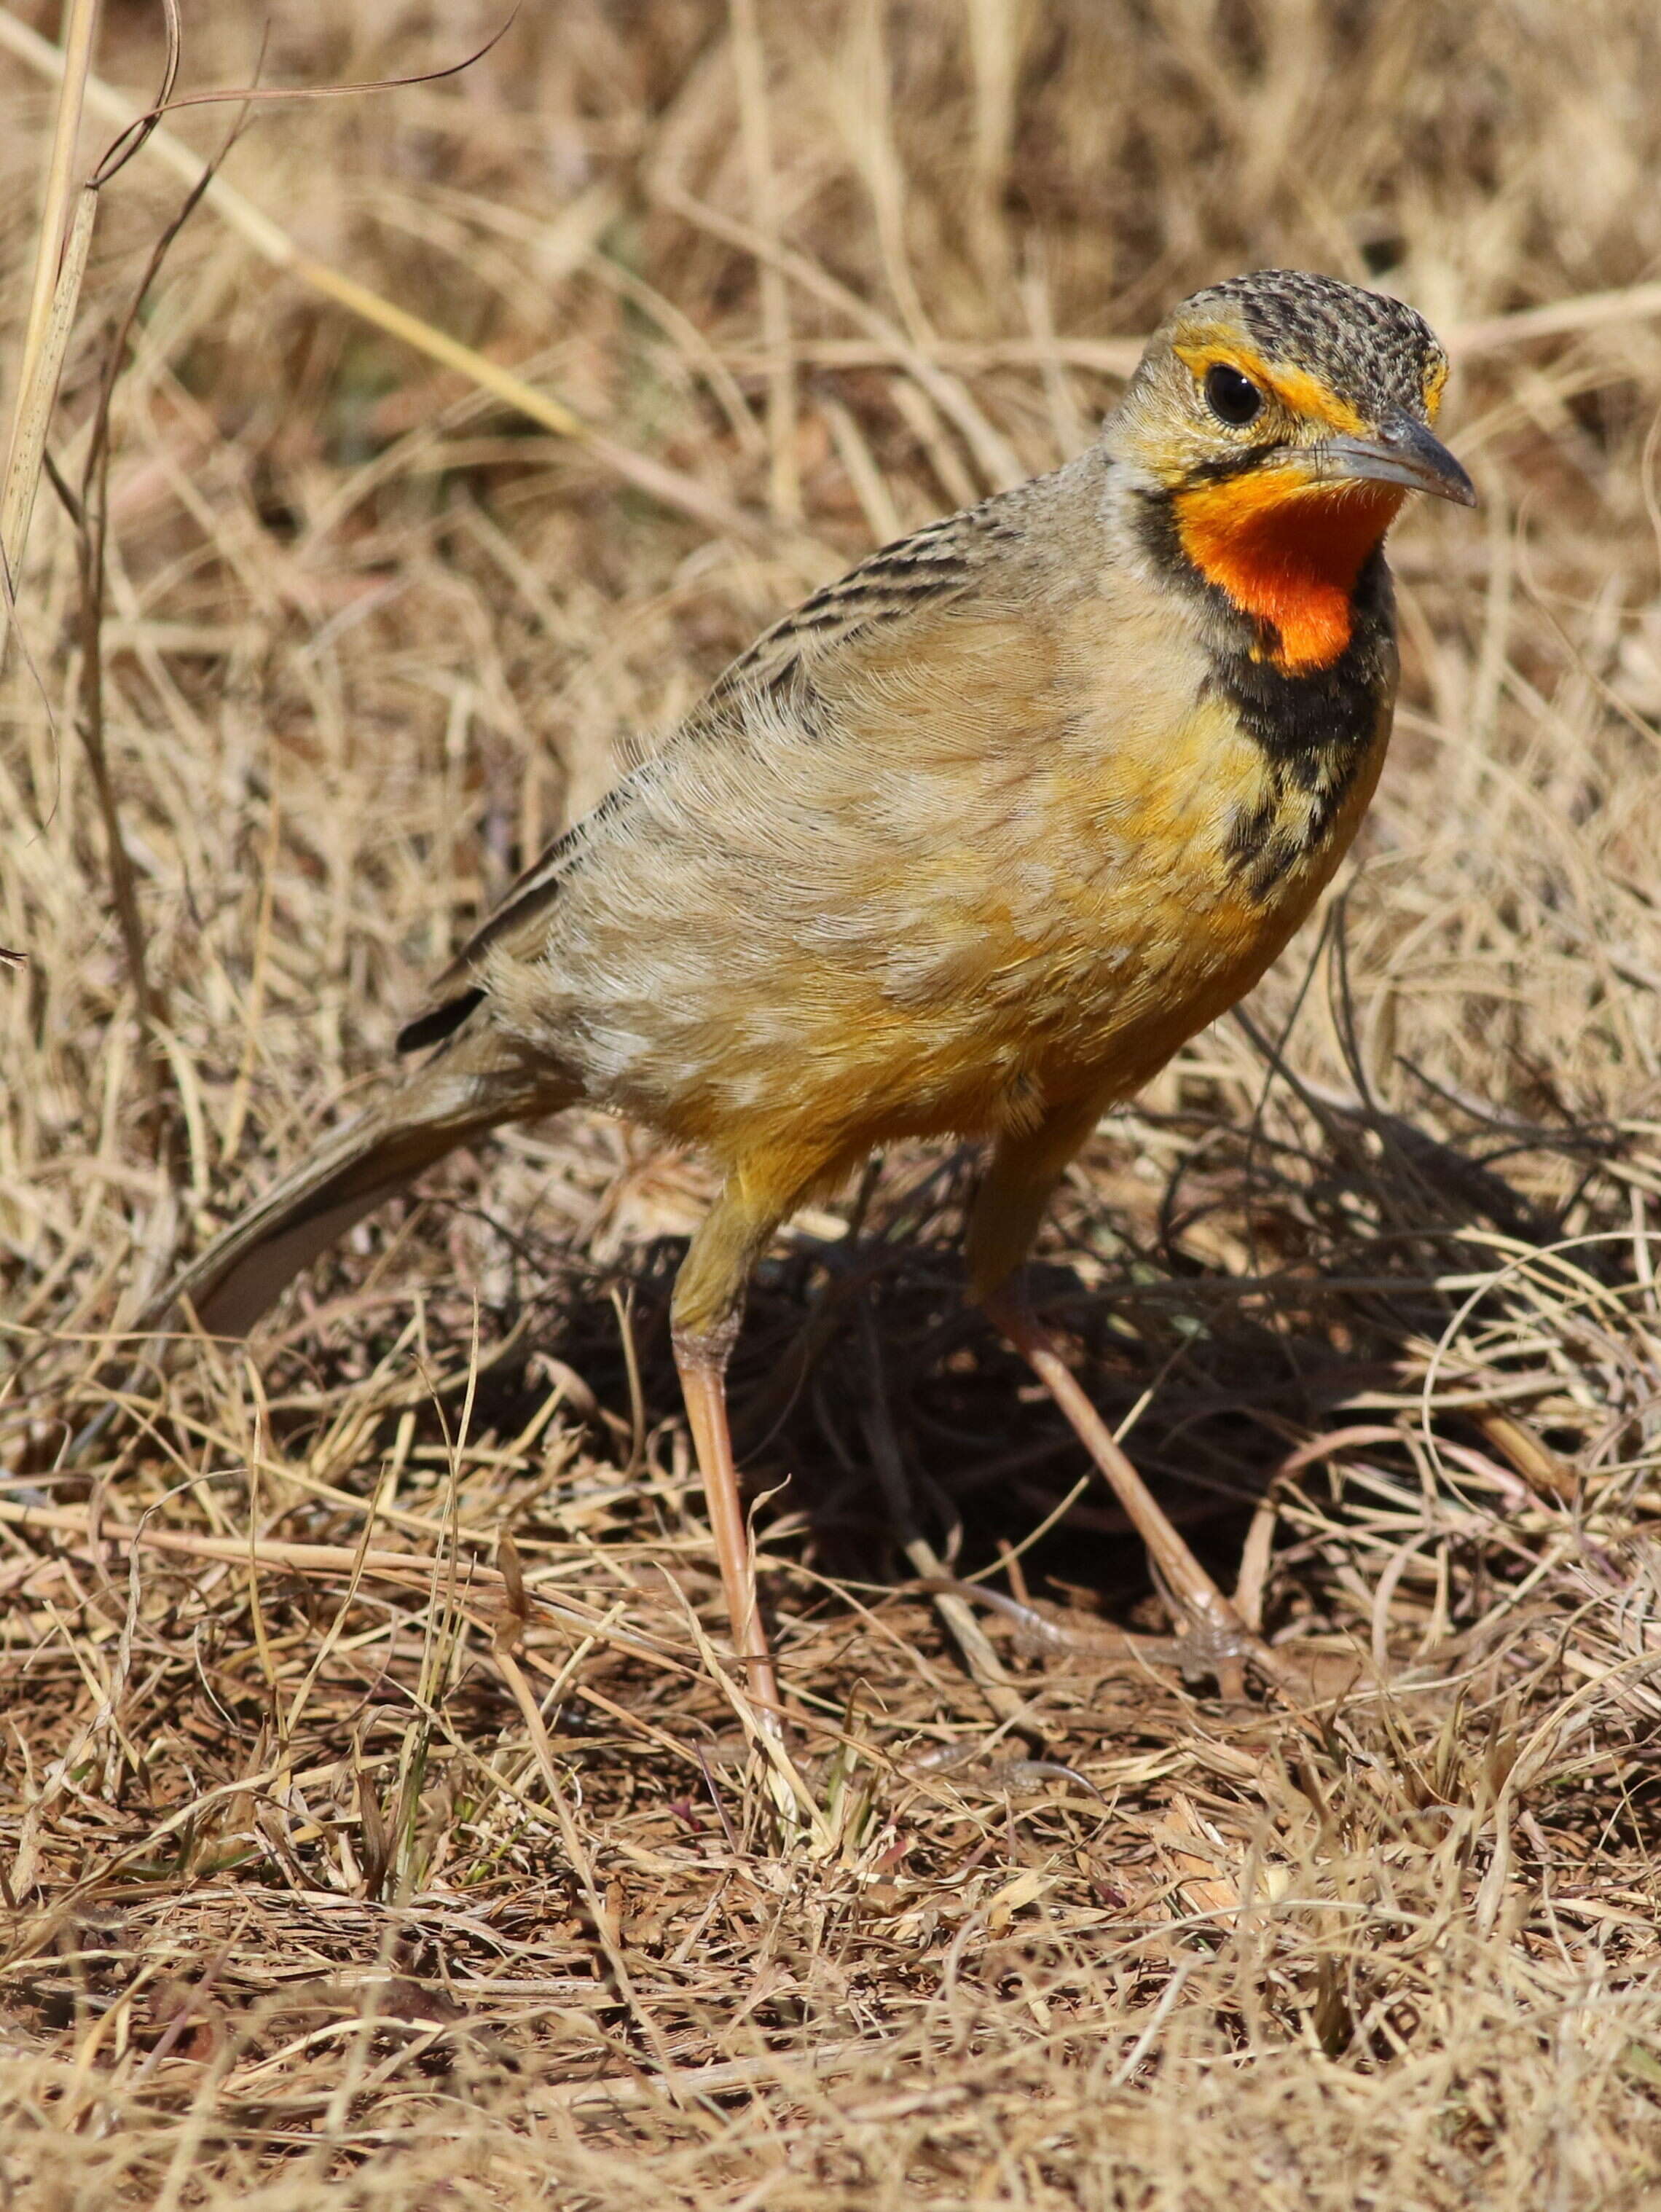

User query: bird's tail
[152,1028,573,1340]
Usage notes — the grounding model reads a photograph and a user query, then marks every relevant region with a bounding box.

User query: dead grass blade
[0,5,764,544]
[7,4,1661,2205]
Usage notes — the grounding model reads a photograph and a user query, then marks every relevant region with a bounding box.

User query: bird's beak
[1312,411,1477,506]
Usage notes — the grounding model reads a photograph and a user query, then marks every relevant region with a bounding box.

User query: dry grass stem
[5,3,1661,2206]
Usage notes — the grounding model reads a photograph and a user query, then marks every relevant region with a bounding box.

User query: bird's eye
[1203,363,1263,427]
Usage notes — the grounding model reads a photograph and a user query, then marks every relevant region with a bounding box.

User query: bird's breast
[965,674,1391,1109]
[525,581,1394,1171]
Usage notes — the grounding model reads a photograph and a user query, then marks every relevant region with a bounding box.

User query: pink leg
[982,1287,1260,1694]
[672,1174,809,1733]
[967,1107,1268,1695]
[673,1323,783,1725]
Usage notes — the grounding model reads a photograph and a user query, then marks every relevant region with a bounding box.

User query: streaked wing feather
[696,504,1000,712]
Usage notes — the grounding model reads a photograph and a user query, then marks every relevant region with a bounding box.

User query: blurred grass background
[4,3,1661,2205]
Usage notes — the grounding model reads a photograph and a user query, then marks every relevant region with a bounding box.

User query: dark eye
[1204,363,1263,427]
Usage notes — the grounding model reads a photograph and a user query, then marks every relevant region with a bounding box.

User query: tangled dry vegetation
[4,1,1661,2204]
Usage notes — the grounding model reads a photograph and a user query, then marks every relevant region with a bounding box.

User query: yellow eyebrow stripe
[1174,337,1371,435]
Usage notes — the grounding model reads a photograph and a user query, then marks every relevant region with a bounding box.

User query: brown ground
[4,2,1661,2205]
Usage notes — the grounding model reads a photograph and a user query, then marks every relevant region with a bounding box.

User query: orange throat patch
[1174,470,1402,674]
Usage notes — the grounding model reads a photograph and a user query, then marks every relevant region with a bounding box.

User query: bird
[141,268,1474,1726]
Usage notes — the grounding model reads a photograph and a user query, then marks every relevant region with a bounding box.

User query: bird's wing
[693,498,1018,713]
[396,495,1024,1053]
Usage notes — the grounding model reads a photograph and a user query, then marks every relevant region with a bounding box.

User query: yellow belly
[667,680,1390,1183]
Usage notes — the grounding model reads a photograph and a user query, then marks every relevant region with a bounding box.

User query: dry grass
[5,1,1661,2203]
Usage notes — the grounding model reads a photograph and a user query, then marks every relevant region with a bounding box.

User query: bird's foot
[981,1286,1288,1695]
[924,1580,1281,1698]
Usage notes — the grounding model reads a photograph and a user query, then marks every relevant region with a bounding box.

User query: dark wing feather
[396,787,632,1053]
[694,507,994,715]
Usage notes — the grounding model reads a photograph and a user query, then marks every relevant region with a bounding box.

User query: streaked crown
[1142,268,1449,424]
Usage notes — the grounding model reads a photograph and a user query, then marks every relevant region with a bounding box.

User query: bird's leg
[967,1109,1260,1694]
[672,1175,797,1730]
[979,1287,1256,1690]
[672,1319,782,1721]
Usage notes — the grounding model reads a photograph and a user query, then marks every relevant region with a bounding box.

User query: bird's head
[1111,270,1475,673]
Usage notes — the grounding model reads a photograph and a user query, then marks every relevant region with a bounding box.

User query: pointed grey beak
[1315,410,1477,506]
